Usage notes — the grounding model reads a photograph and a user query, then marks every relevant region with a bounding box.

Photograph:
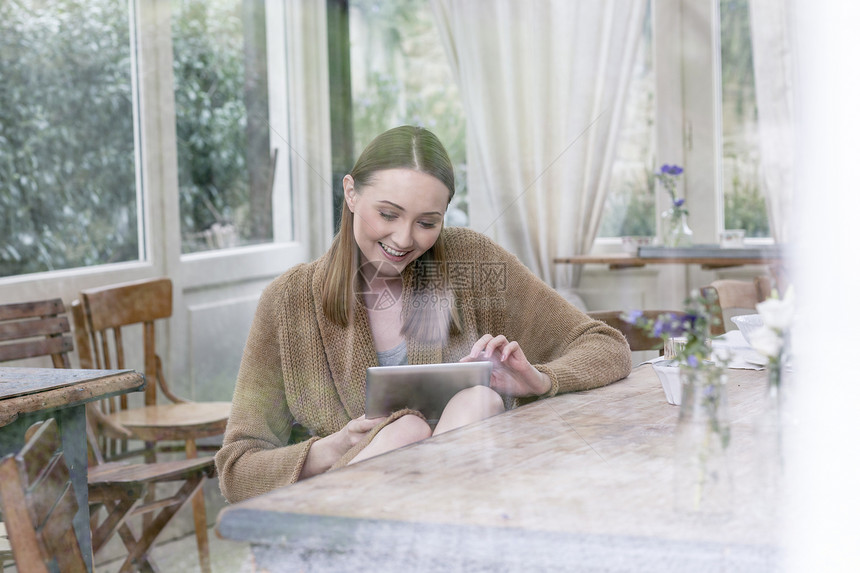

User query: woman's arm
[216,272,322,503]
[456,230,632,396]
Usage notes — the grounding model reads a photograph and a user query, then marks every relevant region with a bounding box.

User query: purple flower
[622,310,643,324]
[660,164,683,176]
[673,198,685,208]
[653,315,685,338]
[686,355,699,368]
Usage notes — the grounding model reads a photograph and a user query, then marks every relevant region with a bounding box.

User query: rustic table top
[0,367,144,427]
[217,365,784,572]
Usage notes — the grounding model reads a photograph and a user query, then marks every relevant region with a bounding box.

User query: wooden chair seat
[88,456,215,487]
[105,401,231,443]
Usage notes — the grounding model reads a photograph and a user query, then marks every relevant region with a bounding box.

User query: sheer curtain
[431,0,645,286]
[749,0,796,243]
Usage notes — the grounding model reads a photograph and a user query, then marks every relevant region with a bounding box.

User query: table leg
[0,407,93,572]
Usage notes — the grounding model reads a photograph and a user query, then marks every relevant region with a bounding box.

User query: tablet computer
[364,361,493,423]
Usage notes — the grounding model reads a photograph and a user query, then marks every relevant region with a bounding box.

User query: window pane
[0,0,140,278]
[349,0,468,226]
[172,0,273,253]
[720,0,769,237]
[599,4,655,238]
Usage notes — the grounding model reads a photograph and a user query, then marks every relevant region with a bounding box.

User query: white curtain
[749,0,796,244]
[431,0,646,286]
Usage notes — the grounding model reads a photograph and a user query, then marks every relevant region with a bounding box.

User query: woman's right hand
[300,415,383,479]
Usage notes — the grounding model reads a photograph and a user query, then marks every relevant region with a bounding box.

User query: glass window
[172,0,273,253]
[0,0,140,278]
[720,0,769,237]
[598,4,656,238]
[348,0,468,226]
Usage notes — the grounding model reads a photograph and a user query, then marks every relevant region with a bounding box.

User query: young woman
[216,126,632,502]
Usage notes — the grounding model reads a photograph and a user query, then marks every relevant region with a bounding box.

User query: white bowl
[731,314,764,346]
[621,236,653,254]
[652,359,682,405]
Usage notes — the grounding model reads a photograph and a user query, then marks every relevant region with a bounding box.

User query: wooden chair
[71,278,231,462]
[71,278,228,573]
[701,276,771,335]
[588,310,683,353]
[0,298,216,573]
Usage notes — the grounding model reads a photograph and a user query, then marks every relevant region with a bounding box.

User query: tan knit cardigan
[216,227,632,502]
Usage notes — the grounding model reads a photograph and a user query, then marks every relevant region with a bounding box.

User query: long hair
[322,126,461,342]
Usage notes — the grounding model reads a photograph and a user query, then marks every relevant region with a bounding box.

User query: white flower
[749,325,783,358]
[755,286,795,331]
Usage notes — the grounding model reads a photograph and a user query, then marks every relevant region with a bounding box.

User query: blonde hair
[322,126,461,342]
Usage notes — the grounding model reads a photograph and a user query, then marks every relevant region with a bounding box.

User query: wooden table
[0,367,145,571]
[216,366,784,572]
[554,252,784,270]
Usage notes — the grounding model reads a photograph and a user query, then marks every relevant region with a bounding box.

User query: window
[598,3,656,238]
[720,0,769,237]
[0,0,141,277]
[599,0,771,241]
[172,0,274,253]
[348,0,468,225]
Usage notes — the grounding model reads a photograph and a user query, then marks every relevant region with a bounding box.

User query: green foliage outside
[172,0,271,253]
[724,158,770,237]
[720,0,769,237]
[599,166,656,237]
[0,0,269,278]
[0,0,139,277]
[349,0,468,221]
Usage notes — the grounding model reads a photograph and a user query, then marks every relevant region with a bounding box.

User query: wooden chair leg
[115,474,204,573]
[143,441,156,533]
[90,497,138,552]
[116,523,158,573]
[186,439,211,573]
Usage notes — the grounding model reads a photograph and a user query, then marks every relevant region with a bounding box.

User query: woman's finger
[500,340,521,362]
[483,334,509,358]
[468,334,494,358]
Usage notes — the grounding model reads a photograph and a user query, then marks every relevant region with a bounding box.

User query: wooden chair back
[74,277,175,408]
[0,299,73,369]
[588,310,683,353]
[701,276,771,335]
[0,418,88,573]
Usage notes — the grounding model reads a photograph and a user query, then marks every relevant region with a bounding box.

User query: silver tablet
[364,361,493,423]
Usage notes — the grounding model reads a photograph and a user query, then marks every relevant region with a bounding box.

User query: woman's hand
[300,415,383,479]
[336,415,383,452]
[460,334,552,397]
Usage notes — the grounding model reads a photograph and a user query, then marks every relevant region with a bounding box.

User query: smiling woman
[214,125,633,503]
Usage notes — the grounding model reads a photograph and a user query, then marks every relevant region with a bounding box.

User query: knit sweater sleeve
[215,267,320,503]
[453,229,632,396]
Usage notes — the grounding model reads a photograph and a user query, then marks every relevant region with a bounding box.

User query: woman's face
[344,168,449,278]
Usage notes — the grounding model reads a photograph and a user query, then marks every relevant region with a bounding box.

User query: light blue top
[376,340,408,367]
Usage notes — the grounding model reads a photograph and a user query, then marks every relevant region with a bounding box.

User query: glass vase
[661,208,694,247]
[674,363,732,515]
[750,360,788,517]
